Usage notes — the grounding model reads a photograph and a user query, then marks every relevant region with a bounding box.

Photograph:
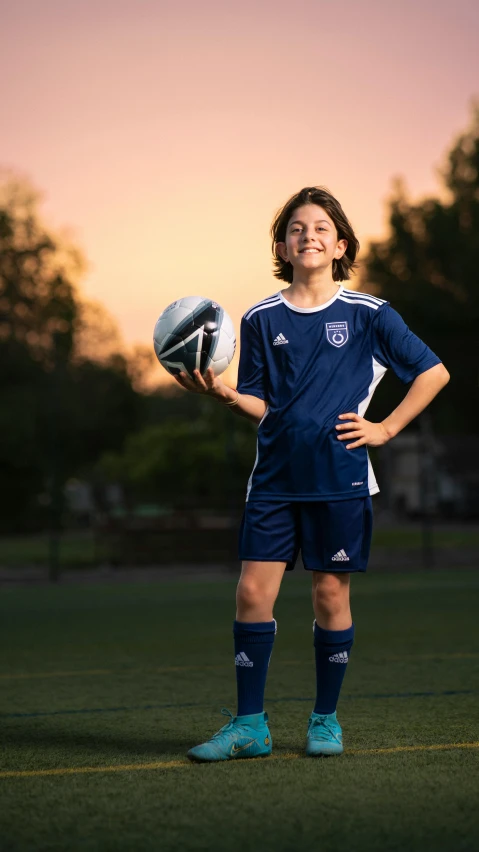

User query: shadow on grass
[4,725,194,758]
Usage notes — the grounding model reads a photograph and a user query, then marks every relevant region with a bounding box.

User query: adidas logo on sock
[235,652,253,667]
[331,549,350,562]
[273,333,288,345]
[329,651,349,664]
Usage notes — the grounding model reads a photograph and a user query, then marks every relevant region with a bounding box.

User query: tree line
[1,104,478,531]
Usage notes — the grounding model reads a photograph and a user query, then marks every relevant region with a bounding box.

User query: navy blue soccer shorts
[238,497,373,573]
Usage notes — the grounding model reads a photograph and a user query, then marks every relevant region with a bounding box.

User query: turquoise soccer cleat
[306,711,344,756]
[187,708,272,762]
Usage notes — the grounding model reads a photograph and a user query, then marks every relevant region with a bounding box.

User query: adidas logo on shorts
[329,651,349,664]
[235,652,253,667]
[331,549,350,562]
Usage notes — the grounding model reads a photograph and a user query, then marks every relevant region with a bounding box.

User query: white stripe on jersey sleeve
[338,295,379,310]
[246,293,281,310]
[341,288,386,305]
[243,293,281,319]
[245,299,282,321]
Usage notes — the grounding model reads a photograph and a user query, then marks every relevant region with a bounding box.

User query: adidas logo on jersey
[331,549,350,562]
[235,652,253,667]
[329,651,349,664]
[273,333,288,345]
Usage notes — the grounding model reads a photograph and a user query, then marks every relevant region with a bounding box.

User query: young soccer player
[175,186,450,762]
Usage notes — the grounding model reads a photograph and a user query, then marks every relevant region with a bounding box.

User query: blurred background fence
[1,413,478,581]
[1,105,479,582]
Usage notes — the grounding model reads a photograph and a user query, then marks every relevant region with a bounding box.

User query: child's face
[276,204,347,275]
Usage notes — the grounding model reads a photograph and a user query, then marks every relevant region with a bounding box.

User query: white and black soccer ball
[153,296,236,379]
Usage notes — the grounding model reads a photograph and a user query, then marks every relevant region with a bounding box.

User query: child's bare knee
[313,573,349,618]
[236,576,264,611]
[315,592,342,619]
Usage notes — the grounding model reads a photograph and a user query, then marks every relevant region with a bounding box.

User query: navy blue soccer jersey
[237,284,442,502]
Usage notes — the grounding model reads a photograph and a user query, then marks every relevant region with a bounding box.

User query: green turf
[1,571,478,852]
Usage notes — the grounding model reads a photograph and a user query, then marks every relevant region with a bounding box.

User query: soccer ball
[153,296,236,379]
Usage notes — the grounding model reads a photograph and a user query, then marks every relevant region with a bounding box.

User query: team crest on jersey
[326,321,349,348]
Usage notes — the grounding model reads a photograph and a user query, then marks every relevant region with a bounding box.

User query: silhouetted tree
[361,101,479,433]
[0,174,81,367]
[0,174,141,531]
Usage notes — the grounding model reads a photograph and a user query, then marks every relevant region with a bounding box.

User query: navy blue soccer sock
[233,620,277,716]
[313,621,355,715]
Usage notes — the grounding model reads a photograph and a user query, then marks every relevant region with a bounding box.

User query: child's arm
[174,367,267,425]
[336,362,450,449]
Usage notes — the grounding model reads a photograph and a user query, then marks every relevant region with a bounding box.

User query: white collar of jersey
[278,284,344,313]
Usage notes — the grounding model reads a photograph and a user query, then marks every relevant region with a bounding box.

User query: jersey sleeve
[236,315,267,400]
[371,305,442,384]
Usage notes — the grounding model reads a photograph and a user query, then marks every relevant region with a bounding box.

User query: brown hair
[270,186,360,283]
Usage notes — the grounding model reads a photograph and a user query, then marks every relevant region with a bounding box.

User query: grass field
[1,570,478,852]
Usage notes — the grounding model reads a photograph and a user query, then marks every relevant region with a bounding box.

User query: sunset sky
[2,0,478,382]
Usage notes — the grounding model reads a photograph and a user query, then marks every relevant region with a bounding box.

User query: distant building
[379,433,477,518]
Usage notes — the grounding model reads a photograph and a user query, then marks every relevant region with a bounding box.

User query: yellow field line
[0,760,187,778]
[347,742,479,755]
[2,742,478,779]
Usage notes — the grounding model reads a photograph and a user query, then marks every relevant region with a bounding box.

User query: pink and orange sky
[2,0,478,381]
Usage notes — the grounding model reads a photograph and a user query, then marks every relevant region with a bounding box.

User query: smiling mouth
[300,249,322,253]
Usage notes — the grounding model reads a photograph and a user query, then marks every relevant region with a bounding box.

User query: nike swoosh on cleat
[230,740,256,755]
